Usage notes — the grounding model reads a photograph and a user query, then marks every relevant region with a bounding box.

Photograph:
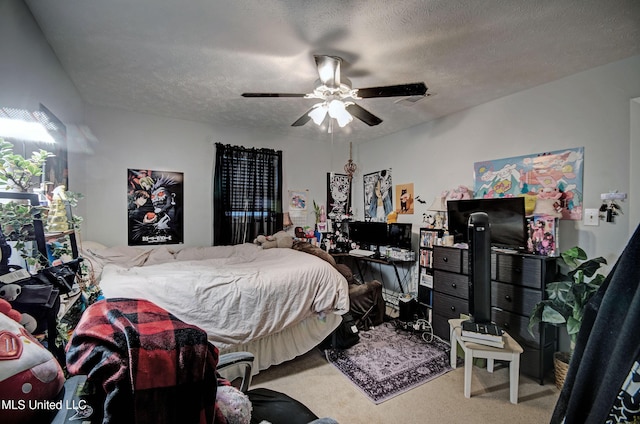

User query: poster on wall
[363,169,393,222]
[287,189,309,229]
[395,183,414,214]
[327,173,351,221]
[473,147,584,220]
[288,189,308,210]
[127,169,184,245]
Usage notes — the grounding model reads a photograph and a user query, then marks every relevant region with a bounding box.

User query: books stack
[460,320,505,348]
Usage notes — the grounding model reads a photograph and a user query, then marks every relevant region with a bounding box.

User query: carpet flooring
[325,322,453,404]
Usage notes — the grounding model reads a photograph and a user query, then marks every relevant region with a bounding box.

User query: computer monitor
[348,221,388,249]
[387,223,412,249]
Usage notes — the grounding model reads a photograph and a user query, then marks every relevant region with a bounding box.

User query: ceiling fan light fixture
[308,103,328,125]
[328,100,353,127]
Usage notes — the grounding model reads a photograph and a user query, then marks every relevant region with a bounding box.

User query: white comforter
[97,243,349,350]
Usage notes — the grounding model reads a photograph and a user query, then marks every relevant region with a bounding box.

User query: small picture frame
[316,222,328,233]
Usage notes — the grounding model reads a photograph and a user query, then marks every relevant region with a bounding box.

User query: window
[213,143,283,245]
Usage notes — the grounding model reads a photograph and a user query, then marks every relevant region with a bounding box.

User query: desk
[449,318,523,404]
[332,253,412,294]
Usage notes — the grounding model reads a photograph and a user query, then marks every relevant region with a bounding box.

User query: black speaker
[467,212,492,324]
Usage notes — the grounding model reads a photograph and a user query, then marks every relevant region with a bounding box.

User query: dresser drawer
[491,281,540,316]
[433,247,462,273]
[491,308,540,348]
[495,254,545,289]
[434,270,469,300]
[432,313,453,341]
[433,292,469,319]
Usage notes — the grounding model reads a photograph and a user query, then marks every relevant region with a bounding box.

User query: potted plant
[0,200,47,268]
[0,138,55,192]
[0,137,84,267]
[528,246,607,388]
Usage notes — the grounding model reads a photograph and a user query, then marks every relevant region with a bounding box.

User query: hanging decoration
[344,142,357,179]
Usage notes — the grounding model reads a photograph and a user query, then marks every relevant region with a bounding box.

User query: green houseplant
[528,246,607,388]
[0,200,47,268]
[0,137,84,267]
[0,138,55,192]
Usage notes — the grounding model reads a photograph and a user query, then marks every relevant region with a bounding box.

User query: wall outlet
[584,208,599,226]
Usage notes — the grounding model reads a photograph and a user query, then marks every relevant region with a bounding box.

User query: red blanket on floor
[66,298,229,424]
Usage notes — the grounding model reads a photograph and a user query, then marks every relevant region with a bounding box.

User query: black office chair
[217,352,338,424]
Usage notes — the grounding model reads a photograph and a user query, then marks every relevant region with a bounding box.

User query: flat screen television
[447,197,528,250]
[387,223,412,249]
[348,221,388,248]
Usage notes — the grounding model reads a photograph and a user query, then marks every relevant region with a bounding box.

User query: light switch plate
[584,208,599,226]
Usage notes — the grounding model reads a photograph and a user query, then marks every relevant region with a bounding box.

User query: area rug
[325,322,452,404]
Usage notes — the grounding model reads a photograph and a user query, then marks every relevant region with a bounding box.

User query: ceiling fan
[241,55,428,130]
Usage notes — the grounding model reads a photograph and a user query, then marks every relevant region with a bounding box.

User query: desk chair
[217,352,334,424]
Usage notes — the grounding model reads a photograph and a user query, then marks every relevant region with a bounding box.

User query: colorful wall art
[474,147,584,220]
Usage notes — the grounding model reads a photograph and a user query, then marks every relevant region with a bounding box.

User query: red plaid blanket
[66,298,229,424]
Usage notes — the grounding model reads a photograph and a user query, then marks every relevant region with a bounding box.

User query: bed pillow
[291,241,336,267]
[79,245,151,282]
[146,246,178,265]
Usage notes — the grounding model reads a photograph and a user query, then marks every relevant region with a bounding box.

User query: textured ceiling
[25,0,640,144]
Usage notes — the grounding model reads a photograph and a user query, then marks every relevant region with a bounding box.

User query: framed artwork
[127,169,184,245]
[364,169,393,221]
[474,147,584,220]
[288,189,308,210]
[395,183,414,214]
[326,173,351,221]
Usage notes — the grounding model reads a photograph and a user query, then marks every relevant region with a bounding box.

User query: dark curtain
[550,223,640,423]
[213,143,282,246]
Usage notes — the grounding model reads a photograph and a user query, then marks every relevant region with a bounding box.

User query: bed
[79,242,350,373]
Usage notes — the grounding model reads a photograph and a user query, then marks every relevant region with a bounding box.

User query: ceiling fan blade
[356,82,427,98]
[314,55,341,89]
[242,93,307,98]
[291,109,313,127]
[346,103,383,126]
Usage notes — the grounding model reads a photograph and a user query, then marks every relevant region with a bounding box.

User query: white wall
[81,105,347,246]
[0,0,85,201]
[0,1,83,122]
[354,55,640,268]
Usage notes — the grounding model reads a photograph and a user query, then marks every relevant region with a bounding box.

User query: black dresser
[431,245,557,384]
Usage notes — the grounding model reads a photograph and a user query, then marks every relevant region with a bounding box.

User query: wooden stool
[448,318,524,404]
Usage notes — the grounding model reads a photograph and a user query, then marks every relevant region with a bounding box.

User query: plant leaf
[541,306,567,325]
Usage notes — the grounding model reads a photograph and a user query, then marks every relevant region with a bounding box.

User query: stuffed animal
[0,283,21,302]
[215,385,252,424]
[253,231,294,249]
[0,299,65,424]
[0,289,37,333]
[442,185,473,201]
[0,297,22,322]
